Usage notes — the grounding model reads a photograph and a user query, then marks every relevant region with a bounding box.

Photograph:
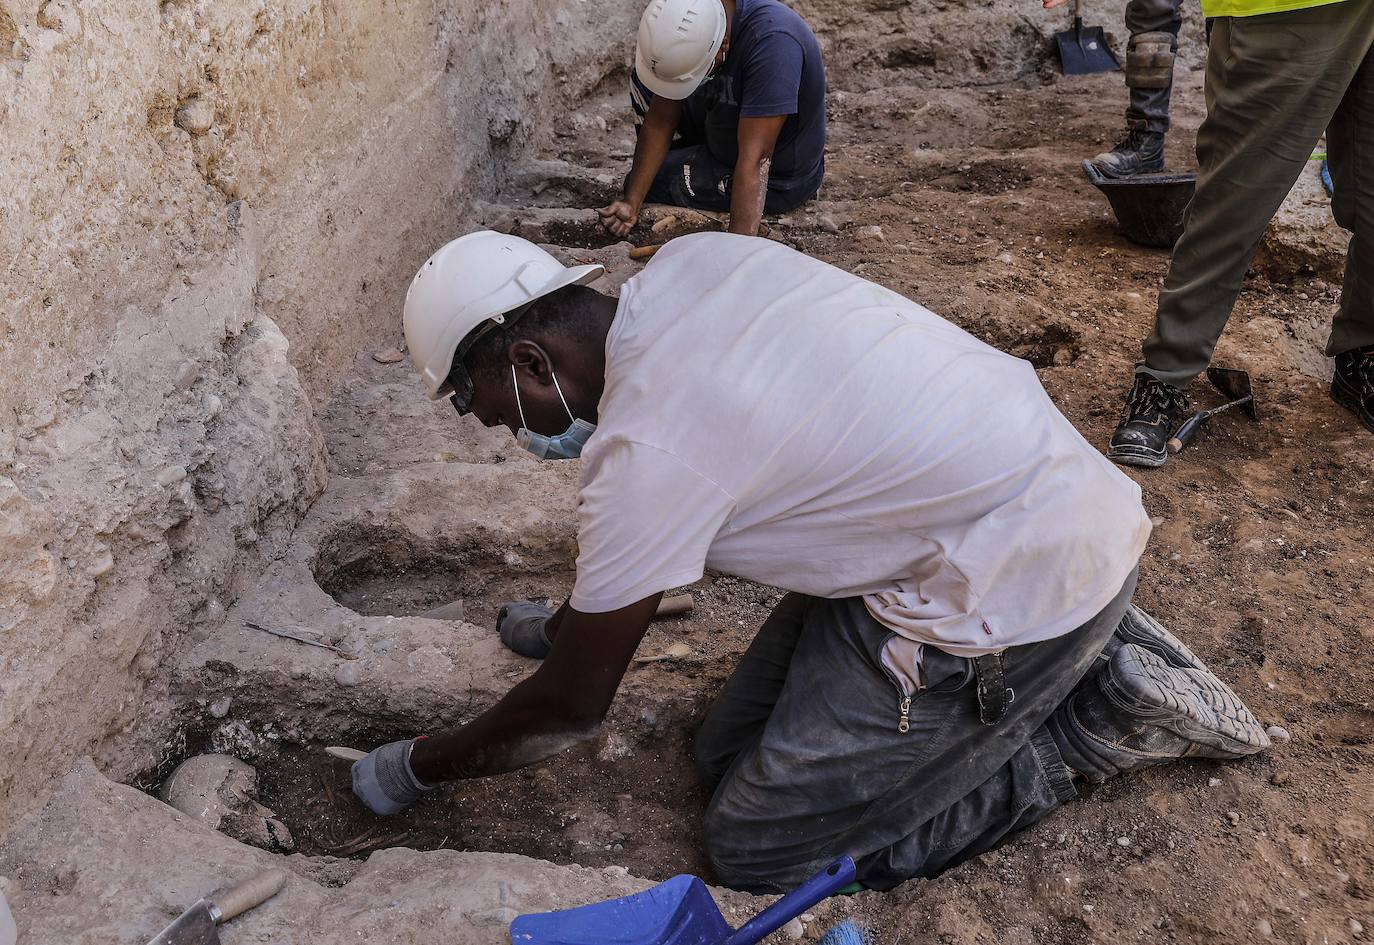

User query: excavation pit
[312,524,578,628]
[150,702,716,882]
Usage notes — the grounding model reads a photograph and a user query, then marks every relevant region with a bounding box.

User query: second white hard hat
[402,231,605,401]
[634,0,728,101]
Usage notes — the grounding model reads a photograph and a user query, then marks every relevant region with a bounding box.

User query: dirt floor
[147,65,1373,944]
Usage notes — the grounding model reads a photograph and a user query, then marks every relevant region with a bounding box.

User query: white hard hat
[634,0,727,101]
[402,231,604,400]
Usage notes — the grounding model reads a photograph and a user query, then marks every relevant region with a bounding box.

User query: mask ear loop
[512,362,577,429]
[549,368,576,424]
[511,364,528,431]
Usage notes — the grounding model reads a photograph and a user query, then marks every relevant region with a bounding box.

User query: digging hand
[351,738,435,815]
[497,600,555,659]
[597,200,640,239]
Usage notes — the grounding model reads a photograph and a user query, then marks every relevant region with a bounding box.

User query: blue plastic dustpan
[510,857,857,945]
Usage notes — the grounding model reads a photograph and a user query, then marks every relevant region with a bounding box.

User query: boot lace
[1125,376,1188,425]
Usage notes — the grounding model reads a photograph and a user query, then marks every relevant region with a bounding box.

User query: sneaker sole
[1331,375,1374,434]
[1104,605,1209,673]
[1101,646,1270,758]
[1107,442,1169,468]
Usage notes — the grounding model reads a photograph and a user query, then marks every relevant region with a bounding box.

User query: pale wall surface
[0,0,635,827]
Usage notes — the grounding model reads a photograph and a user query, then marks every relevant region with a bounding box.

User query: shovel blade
[509,875,732,945]
[1056,20,1120,75]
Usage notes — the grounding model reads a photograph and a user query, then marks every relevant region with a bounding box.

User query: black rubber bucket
[1082,161,1197,248]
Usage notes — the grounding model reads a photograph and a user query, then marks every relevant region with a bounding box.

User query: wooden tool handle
[211,870,287,923]
[1167,411,1207,454]
[628,243,663,260]
[654,593,694,618]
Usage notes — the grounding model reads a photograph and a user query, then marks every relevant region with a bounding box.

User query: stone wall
[0,0,635,827]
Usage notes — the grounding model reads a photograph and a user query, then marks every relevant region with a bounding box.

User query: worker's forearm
[408,672,599,783]
[728,156,771,235]
[624,121,674,209]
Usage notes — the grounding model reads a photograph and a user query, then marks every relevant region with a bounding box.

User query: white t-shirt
[569,234,1151,692]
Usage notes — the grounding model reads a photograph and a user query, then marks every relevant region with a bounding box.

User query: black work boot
[1048,644,1270,784]
[1096,604,1208,674]
[1089,129,1166,179]
[1331,344,1374,433]
[1108,374,1190,468]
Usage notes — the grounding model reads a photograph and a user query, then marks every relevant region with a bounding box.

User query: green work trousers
[1139,0,1374,386]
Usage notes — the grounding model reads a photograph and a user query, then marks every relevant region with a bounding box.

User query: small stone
[1226,811,1241,825]
[783,918,805,940]
[602,865,629,878]
[175,97,215,135]
[1351,919,1364,937]
[1271,771,1291,786]
[996,253,1014,264]
[156,465,188,487]
[1116,836,1131,847]
[1052,347,1072,366]
[372,347,405,364]
[208,696,232,719]
[1265,725,1291,744]
[334,662,363,687]
[800,914,815,923]
[857,225,884,241]
[817,214,840,233]
[1255,918,1273,937]
[1083,904,1094,913]
[1208,777,1222,787]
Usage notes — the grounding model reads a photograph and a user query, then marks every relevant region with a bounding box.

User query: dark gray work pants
[1140,2,1374,386]
[1125,0,1186,134]
[695,570,1138,892]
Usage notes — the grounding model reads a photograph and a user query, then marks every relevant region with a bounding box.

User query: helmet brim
[426,262,605,400]
[634,45,712,101]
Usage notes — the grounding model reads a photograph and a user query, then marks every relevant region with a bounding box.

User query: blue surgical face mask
[511,364,597,460]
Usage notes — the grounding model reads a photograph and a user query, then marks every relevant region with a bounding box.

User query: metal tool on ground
[242,621,359,659]
[146,870,287,945]
[1055,0,1120,76]
[1167,367,1258,454]
[509,856,857,945]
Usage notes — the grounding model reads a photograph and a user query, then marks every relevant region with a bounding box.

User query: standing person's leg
[1090,0,1182,178]
[1326,44,1374,432]
[1110,4,1374,466]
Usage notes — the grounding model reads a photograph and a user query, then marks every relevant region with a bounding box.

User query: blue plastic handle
[721,857,857,945]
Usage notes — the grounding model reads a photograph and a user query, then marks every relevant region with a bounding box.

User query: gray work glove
[497,600,555,659]
[351,738,434,815]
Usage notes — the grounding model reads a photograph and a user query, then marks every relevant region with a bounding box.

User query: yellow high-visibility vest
[1203,0,1348,19]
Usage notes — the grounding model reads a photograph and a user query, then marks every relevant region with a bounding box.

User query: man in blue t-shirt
[597,0,827,238]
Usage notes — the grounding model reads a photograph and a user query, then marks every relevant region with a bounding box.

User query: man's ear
[509,340,554,386]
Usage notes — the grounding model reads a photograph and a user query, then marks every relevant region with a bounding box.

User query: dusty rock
[783,917,805,940]
[857,225,885,241]
[174,97,215,135]
[1265,725,1291,744]
[372,347,406,365]
[1257,163,1347,281]
[1352,918,1365,936]
[334,662,364,687]
[208,697,232,719]
[1256,918,1274,937]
